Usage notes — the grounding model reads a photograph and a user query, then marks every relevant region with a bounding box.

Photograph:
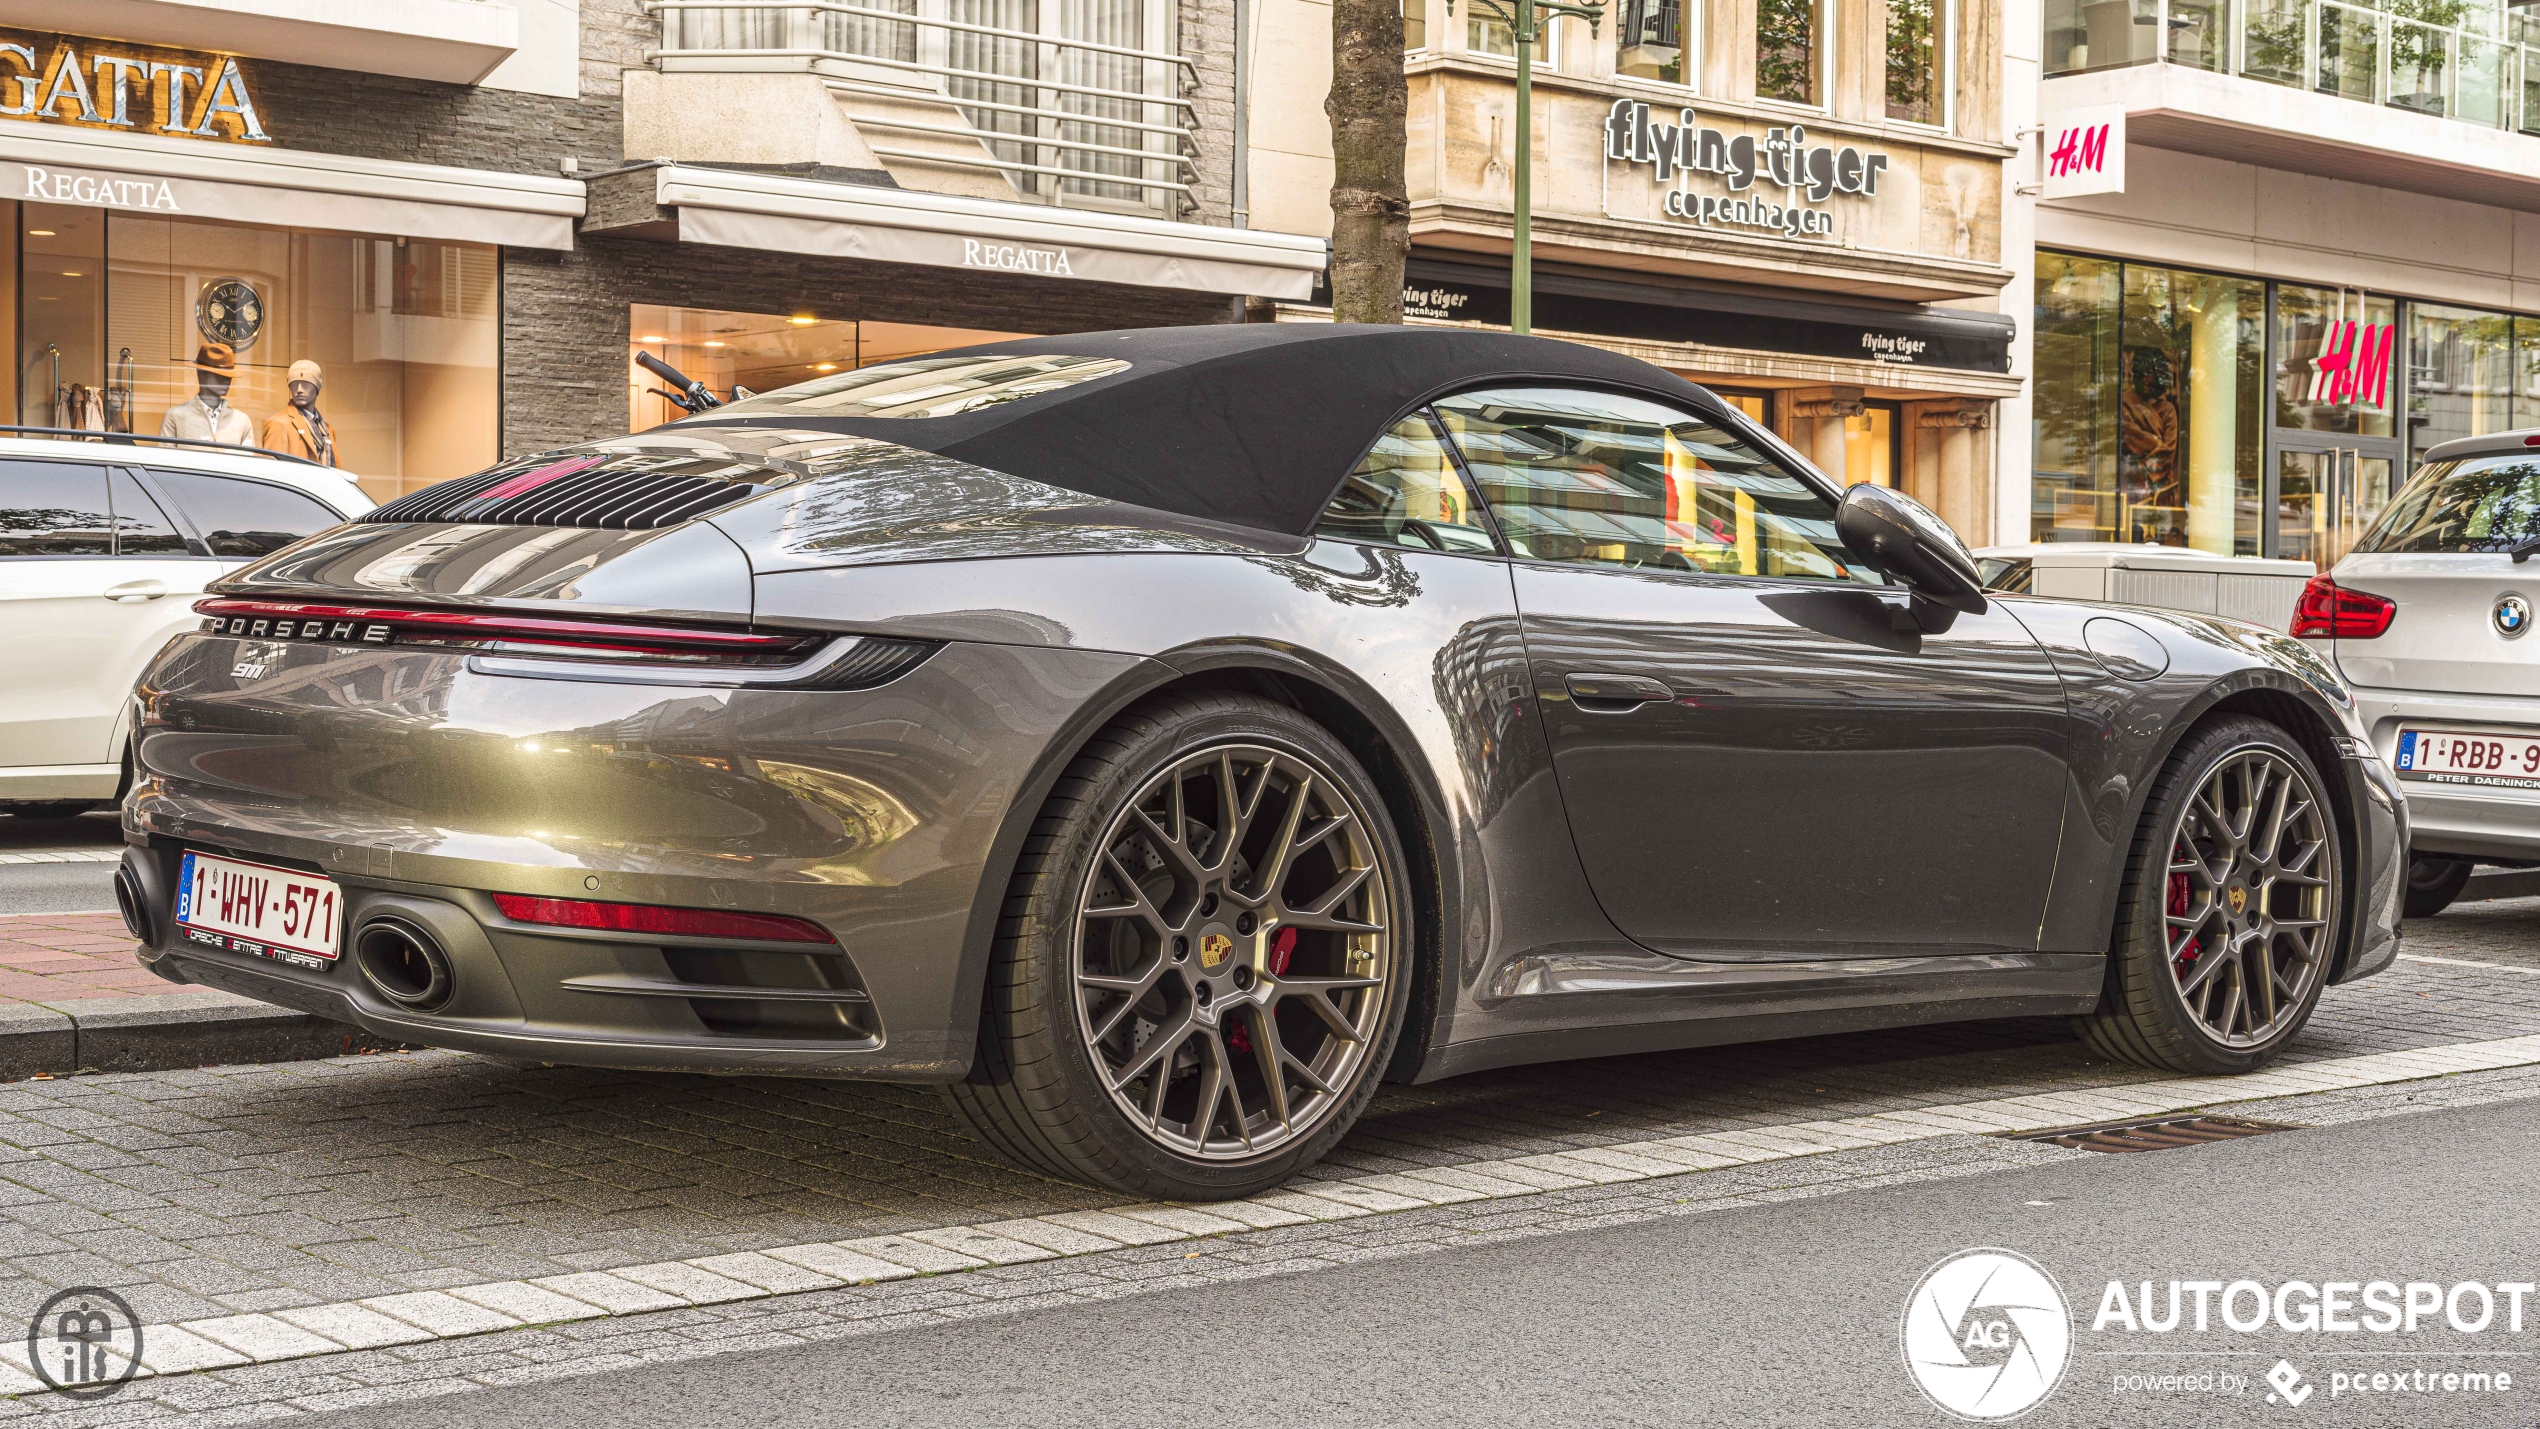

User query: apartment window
[1468,12,1550,58]
[1403,0,1426,49]
[1756,0,1824,104]
[1885,0,1946,125]
[1615,0,1687,83]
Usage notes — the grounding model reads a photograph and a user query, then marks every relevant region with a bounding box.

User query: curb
[0,990,404,1082]
[2464,869,2540,903]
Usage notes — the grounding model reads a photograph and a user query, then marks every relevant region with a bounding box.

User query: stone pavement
[0,915,164,1004]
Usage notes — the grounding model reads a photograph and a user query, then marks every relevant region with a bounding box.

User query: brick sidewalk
[0,912,158,1003]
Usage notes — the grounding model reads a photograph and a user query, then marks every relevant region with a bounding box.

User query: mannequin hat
[191,343,236,375]
[287,360,323,389]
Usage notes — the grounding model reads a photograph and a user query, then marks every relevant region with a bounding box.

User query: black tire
[0,801,99,820]
[2073,716,2343,1076]
[2403,854,2475,919]
[945,692,1412,1200]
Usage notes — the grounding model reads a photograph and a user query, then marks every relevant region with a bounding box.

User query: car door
[0,457,205,776]
[1434,386,2073,962]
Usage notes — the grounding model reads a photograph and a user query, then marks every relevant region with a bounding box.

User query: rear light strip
[491,893,835,944]
[2290,574,2396,640]
[195,597,823,667]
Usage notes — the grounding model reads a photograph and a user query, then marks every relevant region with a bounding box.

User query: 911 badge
[2496,594,2530,638]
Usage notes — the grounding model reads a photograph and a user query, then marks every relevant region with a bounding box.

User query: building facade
[2,0,1312,500]
[2013,0,2540,568]
[1248,0,2026,541]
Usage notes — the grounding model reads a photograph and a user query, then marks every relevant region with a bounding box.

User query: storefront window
[2273,285,2397,437]
[2030,255,2261,553]
[628,306,1032,434]
[4,200,498,503]
[2408,301,2517,458]
[1614,0,1686,82]
[2119,266,2263,553]
[1885,0,1946,125]
[2032,252,2120,540]
[1756,0,1823,104]
[1843,404,1898,486]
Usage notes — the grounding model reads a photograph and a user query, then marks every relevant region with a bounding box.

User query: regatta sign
[0,32,269,143]
[1604,98,1889,241]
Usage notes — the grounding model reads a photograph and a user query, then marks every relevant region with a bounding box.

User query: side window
[1434,387,1880,583]
[0,461,114,557]
[148,470,343,557]
[109,471,191,556]
[1313,413,1500,555]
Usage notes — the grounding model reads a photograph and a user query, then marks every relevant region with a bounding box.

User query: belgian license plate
[2393,728,2540,792]
[173,850,342,970]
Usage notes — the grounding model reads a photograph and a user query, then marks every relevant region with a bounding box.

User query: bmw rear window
[2356,455,2540,554]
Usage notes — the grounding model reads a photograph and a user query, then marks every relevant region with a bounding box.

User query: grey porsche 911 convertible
[118,324,2405,1200]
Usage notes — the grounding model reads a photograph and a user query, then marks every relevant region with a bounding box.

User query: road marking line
[51,1027,2540,1391]
[2403,953,2540,977]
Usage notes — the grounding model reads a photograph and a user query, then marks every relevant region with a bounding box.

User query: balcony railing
[648,0,1198,208]
[2045,0,2540,135]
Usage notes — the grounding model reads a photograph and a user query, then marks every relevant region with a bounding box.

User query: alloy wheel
[2161,748,2336,1047]
[1071,743,1394,1160]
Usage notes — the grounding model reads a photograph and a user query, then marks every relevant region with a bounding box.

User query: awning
[590,163,1327,300]
[0,123,584,250]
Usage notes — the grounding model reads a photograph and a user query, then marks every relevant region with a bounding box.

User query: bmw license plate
[2393,728,2540,792]
[173,850,343,970]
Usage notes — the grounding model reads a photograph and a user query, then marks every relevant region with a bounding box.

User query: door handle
[102,579,167,603]
[1563,672,1673,711]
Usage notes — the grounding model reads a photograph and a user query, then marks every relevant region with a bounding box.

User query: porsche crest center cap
[1199,932,1234,970]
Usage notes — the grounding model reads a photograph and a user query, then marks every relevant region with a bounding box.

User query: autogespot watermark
[1903,1254,2534,1419]
[24,1287,143,1400]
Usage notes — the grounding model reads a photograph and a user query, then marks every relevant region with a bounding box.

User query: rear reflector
[491,893,835,944]
[196,597,823,667]
[2290,573,2395,639]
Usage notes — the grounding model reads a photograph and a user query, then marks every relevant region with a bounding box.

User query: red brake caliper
[1226,929,1298,1055]
[2168,869,2197,969]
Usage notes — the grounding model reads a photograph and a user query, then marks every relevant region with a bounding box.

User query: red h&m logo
[2308,321,2395,407]
[2047,123,2110,178]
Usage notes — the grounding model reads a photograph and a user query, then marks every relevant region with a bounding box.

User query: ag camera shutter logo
[1901,1249,2072,1421]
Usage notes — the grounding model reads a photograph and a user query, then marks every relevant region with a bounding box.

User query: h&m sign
[0,32,269,143]
[1604,99,1890,242]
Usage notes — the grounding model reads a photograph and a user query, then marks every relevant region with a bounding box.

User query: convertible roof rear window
[713,354,1130,419]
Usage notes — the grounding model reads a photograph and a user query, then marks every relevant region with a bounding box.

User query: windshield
[2357,454,2540,555]
[708,354,1129,420]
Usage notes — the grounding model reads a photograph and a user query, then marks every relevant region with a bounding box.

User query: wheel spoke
[2177,936,2234,998]
[1248,772,1316,904]
[1110,1009,1196,1092]
[1091,848,1175,940]
[1244,1005,1293,1130]
[1190,1030,1230,1146]
[1281,982,1366,1042]
[1130,806,1206,882]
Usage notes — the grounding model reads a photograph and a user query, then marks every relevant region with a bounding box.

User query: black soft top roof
[684,323,1726,537]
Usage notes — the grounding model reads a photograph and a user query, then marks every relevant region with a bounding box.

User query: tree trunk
[1326,0,1408,323]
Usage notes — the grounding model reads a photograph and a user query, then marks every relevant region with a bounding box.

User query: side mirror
[1834,483,1988,634]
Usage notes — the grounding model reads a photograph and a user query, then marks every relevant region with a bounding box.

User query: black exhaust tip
[112,865,152,943]
[354,918,455,1012]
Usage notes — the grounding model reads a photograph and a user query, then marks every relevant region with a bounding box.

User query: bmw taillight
[2290,574,2395,639]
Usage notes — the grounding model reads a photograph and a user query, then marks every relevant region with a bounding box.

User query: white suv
[0,432,372,818]
[2296,427,2540,916]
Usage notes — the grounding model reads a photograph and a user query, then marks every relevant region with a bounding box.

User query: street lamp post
[1448,0,1605,334]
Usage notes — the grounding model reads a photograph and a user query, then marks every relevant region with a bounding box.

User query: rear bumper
[125,631,1151,1079]
[2348,684,2540,862]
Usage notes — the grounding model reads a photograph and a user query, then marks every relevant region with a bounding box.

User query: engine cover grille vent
[366,452,779,530]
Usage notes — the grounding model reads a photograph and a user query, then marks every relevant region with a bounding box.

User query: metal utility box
[2025,547,2316,630]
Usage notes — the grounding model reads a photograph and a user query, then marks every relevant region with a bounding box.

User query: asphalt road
[0,811,121,914]
[307,1093,2540,1429]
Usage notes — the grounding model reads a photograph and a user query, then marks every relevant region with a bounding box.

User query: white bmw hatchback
[0,433,372,818]
[2296,427,2540,915]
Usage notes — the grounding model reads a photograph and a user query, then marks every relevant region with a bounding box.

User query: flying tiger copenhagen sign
[0,31,270,144]
[1603,97,1890,242]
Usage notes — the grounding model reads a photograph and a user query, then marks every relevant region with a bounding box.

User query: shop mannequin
[161,344,256,447]
[262,360,336,467]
